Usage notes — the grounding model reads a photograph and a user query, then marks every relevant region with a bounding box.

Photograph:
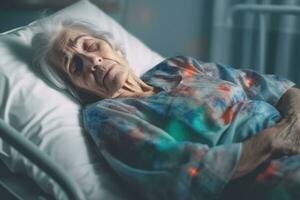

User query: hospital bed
[0,117,83,200]
[1,1,300,200]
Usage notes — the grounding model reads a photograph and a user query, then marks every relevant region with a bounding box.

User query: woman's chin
[106,73,128,97]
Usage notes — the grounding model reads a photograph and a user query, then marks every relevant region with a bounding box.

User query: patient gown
[83,56,295,200]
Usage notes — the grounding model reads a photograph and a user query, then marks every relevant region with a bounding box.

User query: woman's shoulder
[157,56,203,67]
[142,56,202,75]
[143,56,211,80]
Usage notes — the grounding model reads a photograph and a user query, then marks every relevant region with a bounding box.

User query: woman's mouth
[103,66,113,82]
[102,63,116,89]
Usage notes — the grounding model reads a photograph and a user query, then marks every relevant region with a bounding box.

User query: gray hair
[32,17,126,103]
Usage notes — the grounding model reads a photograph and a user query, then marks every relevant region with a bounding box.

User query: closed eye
[86,42,99,52]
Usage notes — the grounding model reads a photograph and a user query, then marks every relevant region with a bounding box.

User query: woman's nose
[90,56,103,71]
[81,54,103,71]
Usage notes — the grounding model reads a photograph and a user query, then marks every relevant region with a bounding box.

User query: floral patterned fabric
[83,56,294,200]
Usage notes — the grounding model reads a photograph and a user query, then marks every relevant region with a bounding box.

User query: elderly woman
[33,19,300,200]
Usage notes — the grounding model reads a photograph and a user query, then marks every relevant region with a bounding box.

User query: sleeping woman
[32,19,300,200]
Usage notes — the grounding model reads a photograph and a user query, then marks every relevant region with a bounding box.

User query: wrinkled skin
[233,88,300,179]
[48,28,155,99]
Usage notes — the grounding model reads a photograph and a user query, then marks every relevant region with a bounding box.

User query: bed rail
[228,4,300,73]
[0,119,86,200]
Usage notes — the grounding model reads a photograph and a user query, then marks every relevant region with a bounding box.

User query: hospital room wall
[0,0,211,61]
[121,0,212,61]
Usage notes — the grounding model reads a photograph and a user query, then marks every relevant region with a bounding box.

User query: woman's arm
[232,118,300,179]
[276,87,300,118]
[232,127,273,179]
[234,87,300,179]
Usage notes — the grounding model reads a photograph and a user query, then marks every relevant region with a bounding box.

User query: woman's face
[48,28,130,98]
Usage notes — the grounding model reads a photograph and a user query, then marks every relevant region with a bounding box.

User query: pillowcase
[0,0,163,199]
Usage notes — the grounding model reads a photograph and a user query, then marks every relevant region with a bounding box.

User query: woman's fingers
[256,117,300,158]
[271,140,300,158]
[287,144,300,155]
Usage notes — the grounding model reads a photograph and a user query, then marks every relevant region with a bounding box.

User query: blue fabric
[82,56,295,200]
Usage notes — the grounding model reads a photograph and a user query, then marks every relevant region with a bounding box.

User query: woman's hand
[276,87,300,120]
[269,117,300,156]
[275,87,300,154]
[232,118,300,179]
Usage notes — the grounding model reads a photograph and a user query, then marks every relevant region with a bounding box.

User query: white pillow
[0,0,163,199]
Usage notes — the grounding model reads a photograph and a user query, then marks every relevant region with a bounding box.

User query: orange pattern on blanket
[183,64,197,77]
[221,106,235,124]
[245,77,254,88]
[255,164,278,183]
[187,167,199,177]
[217,84,231,93]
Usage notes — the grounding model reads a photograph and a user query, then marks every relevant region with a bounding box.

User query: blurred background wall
[0,0,299,85]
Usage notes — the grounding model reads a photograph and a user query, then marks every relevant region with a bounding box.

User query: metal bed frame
[1,3,300,200]
[0,119,86,200]
[228,4,300,73]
